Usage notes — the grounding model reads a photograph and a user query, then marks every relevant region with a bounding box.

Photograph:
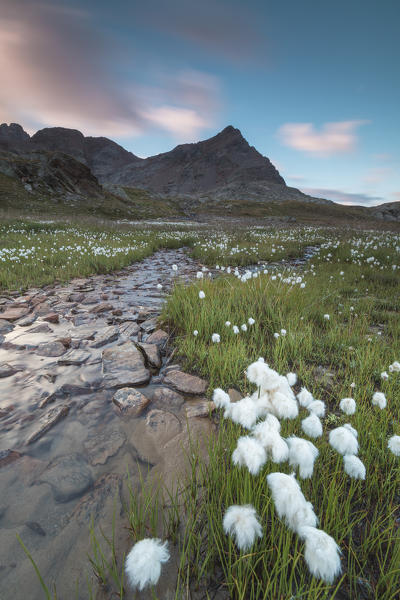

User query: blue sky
[1,0,399,205]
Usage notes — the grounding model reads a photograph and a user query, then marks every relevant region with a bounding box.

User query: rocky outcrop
[370,201,400,222]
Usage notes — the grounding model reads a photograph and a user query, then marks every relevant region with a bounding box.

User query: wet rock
[84,428,126,465]
[0,307,30,321]
[112,309,123,316]
[136,342,162,368]
[90,302,113,314]
[102,341,150,388]
[69,323,97,339]
[36,341,67,357]
[150,387,184,410]
[16,314,37,327]
[119,321,140,338]
[137,307,155,322]
[141,317,158,333]
[26,405,69,445]
[163,364,181,375]
[68,292,85,302]
[163,370,208,395]
[58,348,90,366]
[0,363,19,378]
[38,453,93,502]
[112,387,150,416]
[145,409,181,445]
[43,312,59,324]
[80,295,99,305]
[185,400,215,418]
[146,329,168,346]
[25,521,46,536]
[71,473,122,525]
[0,405,14,418]
[90,326,119,348]
[0,319,13,334]
[0,449,22,468]
[29,323,52,334]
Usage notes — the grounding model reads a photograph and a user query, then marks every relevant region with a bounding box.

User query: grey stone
[38,453,93,502]
[102,341,150,388]
[16,314,37,327]
[136,342,162,368]
[0,319,13,334]
[71,473,122,525]
[146,329,168,346]
[0,363,19,378]
[36,341,67,357]
[84,428,126,465]
[112,387,150,416]
[145,409,181,445]
[185,400,215,418]
[58,349,90,366]
[119,321,140,338]
[150,386,184,410]
[26,405,69,445]
[90,302,113,314]
[163,370,208,395]
[140,317,158,333]
[90,326,119,348]
[0,307,30,321]
[0,449,22,468]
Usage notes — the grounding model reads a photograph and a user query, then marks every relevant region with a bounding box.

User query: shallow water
[0,245,318,599]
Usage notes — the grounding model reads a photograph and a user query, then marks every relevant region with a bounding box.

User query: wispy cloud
[0,0,220,139]
[278,121,369,156]
[363,167,392,185]
[302,187,384,206]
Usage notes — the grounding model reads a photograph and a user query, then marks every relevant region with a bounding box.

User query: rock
[112,388,150,416]
[140,317,158,333]
[26,405,69,445]
[119,321,140,338]
[137,307,154,322]
[163,370,208,395]
[68,292,85,302]
[136,342,162,368]
[84,428,126,465]
[150,387,185,410]
[146,329,169,346]
[90,302,113,314]
[185,400,215,418]
[36,341,67,357]
[112,309,123,316]
[38,453,93,502]
[71,473,122,525]
[102,341,150,388]
[42,312,59,324]
[0,307,29,321]
[0,319,13,334]
[29,323,52,334]
[16,314,37,327]
[90,326,119,348]
[0,449,22,468]
[0,363,19,378]
[163,364,181,374]
[58,349,90,366]
[145,409,181,445]
[25,521,46,536]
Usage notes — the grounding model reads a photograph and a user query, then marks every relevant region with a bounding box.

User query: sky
[0,0,399,206]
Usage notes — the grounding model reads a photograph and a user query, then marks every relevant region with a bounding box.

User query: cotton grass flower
[232,325,239,334]
[198,290,205,299]
[232,436,267,475]
[298,526,342,584]
[329,426,358,455]
[301,414,323,438]
[388,435,400,456]
[307,400,325,418]
[252,422,289,463]
[223,505,262,550]
[266,472,317,533]
[196,271,203,279]
[323,314,330,320]
[125,538,170,590]
[225,396,258,429]
[157,283,163,289]
[211,333,220,343]
[372,391,387,409]
[286,437,319,479]
[248,317,255,325]
[390,361,400,372]
[269,391,298,420]
[193,330,198,336]
[241,323,248,332]
[246,359,270,386]
[297,387,314,408]
[339,397,356,415]
[286,372,297,386]
[171,264,178,271]
[343,455,366,479]
[381,371,389,380]
[212,388,230,409]
[225,321,231,327]
[274,332,280,338]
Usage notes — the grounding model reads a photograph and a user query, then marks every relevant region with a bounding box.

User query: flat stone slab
[112,387,150,416]
[84,428,126,466]
[72,473,122,525]
[90,326,119,348]
[0,319,13,334]
[163,370,208,395]
[0,449,22,468]
[119,321,140,338]
[58,349,91,366]
[185,400,215,418]
[146,329,168,346]
[90,302,113,314]
[150,386,184,410]
[0,363,19,378]
[141,317,158,333]
[136,342,162,368]
[145,409,181,446]
[42,312,59,324]
[38,453,93,503]
[17,314,37,327]
[102,341,150,388]
[37,341,67,357]
[26,405,69,445]
[0,307,30,321]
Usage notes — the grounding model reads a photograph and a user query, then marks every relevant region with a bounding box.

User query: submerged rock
[84,428,126,465]
[36,341,67,357]
[38,453,93,502]
[163,370,208,395]
[26,405,69,445]
[112,387,150,416]
[102,341,150,387]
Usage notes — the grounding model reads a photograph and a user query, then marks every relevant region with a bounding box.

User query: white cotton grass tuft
[329,426,358,455]
[388,435,400,456]
[232,436,267,475]
[298,526,342,584]
[343,455,366,479]
[381,371,389,380]
[307,400,326,418]
[266,472,318,533]
[390,361,400,372]
[252,421,289,463]
[198,290,205,299]
[125,538,170,590]
[222,505,263,550]
[193,330,198,336]
[225,396,258,429]
[286,437,319,479]
[372,391,387,409]
[211,333,220,343]
[297,387,314,408]
[339,397,356,415]
[286,372,297,386]
[212,388,231,409]
[269,391,299,420]
[343,423,358,438]
[301,414,323,438]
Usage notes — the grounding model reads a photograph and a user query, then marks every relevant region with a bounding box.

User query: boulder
[163,370,208,395]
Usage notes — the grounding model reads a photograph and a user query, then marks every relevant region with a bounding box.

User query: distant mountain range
[0,122,398,222]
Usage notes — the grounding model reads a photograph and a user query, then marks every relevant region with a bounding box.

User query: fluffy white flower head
[225,321,231,327]
[223,505,262,550]
[390,361,400,372]
[246,360,270,386]
[329,426,358,455]
[198,290,205,299]
[388,435,400,456]
[298,526,341,584]
[241,323,248,332]
[266,472,317,533]
[381,371,389,380]
[232,325,239,334]
[307,400,325,418]
[193,330,198,336]
[324,314,330,320]
[286,437,319,479]
[286,372,297,386]
[225,396,258,429]
[232,436,267,475]
[212,388,231,409]
[211,333,220,343]
[372,391,387,409]
[343,455,366,479]
[125,538,170,590]
[339,397,356,415]
[301,414,323,438]
[269,391,298,420]
[297,387,314,408]
[248,317,255,325]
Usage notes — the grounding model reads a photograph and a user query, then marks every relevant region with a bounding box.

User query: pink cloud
[278,121,369,156]
[363,167,393,185]
[301,187,384,206]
